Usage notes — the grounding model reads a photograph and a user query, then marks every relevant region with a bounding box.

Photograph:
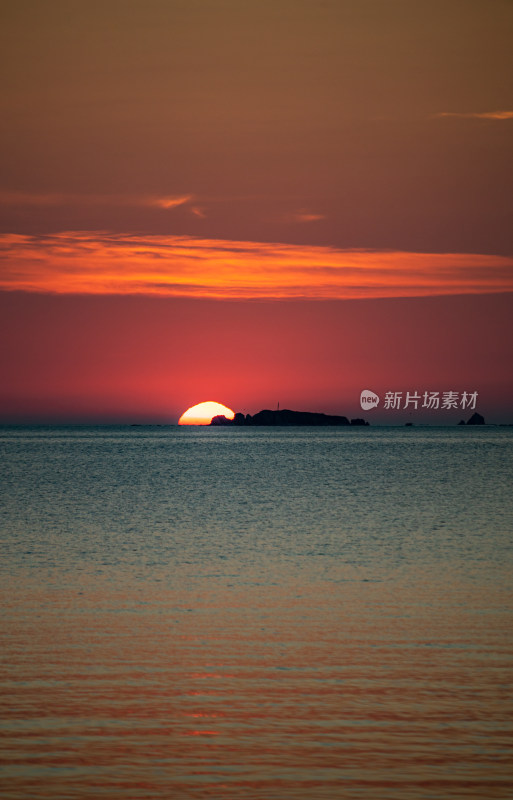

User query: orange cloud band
[434,111,513,120]
[0,191,192,209]
[0,232,512,299]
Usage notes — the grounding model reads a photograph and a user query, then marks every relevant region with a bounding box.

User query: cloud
[0,191,193,209]
[0,232,512,300]
[282,211,325,223]
[190,206,207,218]
[145,195,193,209]
[433,111,513,121]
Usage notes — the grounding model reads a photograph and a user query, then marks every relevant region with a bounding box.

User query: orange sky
[0,1,512,422]
[1,232,512,299]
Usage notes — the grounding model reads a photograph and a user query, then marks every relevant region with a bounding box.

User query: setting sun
[178,401,235,426]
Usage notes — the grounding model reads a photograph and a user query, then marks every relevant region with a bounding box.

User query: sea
[1,425,512,800]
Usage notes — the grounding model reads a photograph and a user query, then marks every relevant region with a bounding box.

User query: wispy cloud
[0,191,193,209]
[190,206,207,218]
[0,232,512,300]
[145,195,193,209]
[282,211,325,224]
[433,111,513,121]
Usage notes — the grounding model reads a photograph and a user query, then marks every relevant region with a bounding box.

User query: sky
[0,0,512,424]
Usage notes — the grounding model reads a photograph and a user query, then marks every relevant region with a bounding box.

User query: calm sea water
[1,425,512,799]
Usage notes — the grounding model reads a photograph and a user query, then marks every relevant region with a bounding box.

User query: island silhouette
[210,409,369,426]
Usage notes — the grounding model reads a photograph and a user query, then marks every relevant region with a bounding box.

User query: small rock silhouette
[467,412,485,425]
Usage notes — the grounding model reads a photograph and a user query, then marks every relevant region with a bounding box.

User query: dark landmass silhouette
[462,412,485,425]
[210,409,369,426]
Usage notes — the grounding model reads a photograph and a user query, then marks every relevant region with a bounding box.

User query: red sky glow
[0,1,511,423]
